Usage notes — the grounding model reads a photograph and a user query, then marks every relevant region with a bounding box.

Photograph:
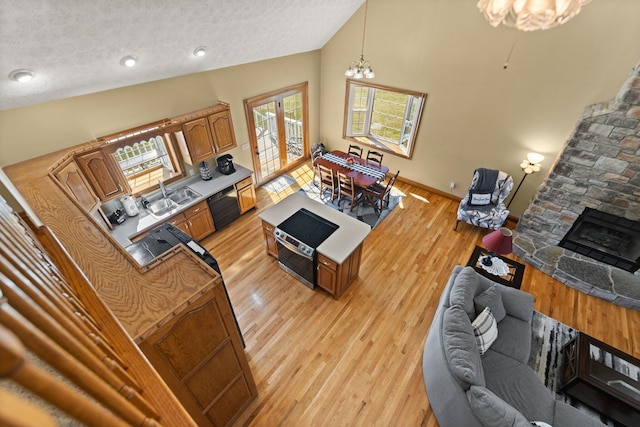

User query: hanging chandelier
[477,0,591,31]
[345,0,375,79]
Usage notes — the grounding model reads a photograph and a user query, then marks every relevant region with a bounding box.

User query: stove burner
[276,208,339,249]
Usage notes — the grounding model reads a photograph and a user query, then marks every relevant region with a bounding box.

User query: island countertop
[259,192,371,264]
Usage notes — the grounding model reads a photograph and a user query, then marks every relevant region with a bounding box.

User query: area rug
[298,180,405,229]
[263,174,297,195]
[528,311,616,426]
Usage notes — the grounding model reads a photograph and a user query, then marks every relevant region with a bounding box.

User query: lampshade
[477,0,591,32]
[482,227,513,255]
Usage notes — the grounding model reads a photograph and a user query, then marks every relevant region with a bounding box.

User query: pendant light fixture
[345,0,375,79]
[477,0,591,32]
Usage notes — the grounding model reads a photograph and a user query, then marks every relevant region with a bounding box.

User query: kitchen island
[259,193,370,298]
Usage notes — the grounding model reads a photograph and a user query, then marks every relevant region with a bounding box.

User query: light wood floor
[201,162,640,426]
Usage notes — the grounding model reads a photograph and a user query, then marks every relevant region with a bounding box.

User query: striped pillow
[472,307,498,355]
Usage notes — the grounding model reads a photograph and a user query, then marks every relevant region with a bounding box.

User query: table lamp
[481,227,513,266]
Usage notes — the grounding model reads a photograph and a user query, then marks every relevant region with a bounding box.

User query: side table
[466,245,525,289]
[559,332,640,426]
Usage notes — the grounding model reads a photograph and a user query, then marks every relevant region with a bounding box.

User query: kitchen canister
[199,161,213,181]
[120,195,139,217]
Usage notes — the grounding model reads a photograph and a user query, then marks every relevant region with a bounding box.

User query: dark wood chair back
[365,170,400,212]
[366,150,384,165]
[347,145,363,158]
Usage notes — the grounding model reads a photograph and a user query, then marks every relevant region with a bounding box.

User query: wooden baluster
[0,324,133,427]
[0,267,159,419]
[0,388,58,427]
[0,243,139,390]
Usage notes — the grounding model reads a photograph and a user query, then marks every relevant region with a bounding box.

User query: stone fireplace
[514,61,640,310]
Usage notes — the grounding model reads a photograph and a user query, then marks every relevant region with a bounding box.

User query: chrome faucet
[158,179,168,199]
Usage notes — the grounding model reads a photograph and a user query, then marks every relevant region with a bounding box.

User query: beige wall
[3,0,640,217]
[320,0,640,216]
[0,51,321,202]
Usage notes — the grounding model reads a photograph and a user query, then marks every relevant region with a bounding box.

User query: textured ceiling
[0,0,363,110]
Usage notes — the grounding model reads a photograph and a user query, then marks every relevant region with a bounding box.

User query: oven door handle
[275,235,313,260]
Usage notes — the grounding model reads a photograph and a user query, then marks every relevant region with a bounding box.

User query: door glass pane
[252,101,280,178]
[283,93,304,163]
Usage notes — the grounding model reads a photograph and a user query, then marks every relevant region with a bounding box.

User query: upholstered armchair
[454,168,513,231]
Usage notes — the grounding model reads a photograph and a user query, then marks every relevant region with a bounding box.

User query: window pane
[350,87,369,135]
[284,92,304,162]
[371,89,407,144]
[343,80,426,159]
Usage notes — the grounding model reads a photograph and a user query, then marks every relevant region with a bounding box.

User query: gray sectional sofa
[422,265,602,427]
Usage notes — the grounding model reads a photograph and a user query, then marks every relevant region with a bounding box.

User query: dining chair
[318,164,337,202]
[364,170,400,213]
[366,150,384,165]
[337,171,363,211]
[347,144,363,158]
[311,147,324,185]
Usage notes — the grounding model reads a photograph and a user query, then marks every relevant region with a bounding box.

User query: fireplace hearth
[560,208,640,273]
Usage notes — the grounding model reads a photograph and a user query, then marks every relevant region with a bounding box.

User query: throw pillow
[449,267,479,319]
[474,284,506,323]
[467,386,531,427]
[472,307,498,355]
[468,191,492,206]
[442,305,485,389]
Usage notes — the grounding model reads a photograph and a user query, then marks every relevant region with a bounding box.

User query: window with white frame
[343,79,426,159]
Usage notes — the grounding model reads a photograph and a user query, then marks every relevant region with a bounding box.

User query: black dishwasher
[207,185,241,230]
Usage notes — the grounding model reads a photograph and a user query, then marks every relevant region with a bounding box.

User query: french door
[244,82,309,185]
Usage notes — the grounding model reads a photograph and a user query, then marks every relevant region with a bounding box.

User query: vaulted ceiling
[0,0,363,110]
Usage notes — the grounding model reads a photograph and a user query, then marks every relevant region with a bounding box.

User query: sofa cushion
[482,350,555,423]
[553,400,603,427]
[449,266,478,319]
[472,307,498,355]
[466,385,531,427]
[442,305,485,389]
[474,284,506,322]
[492,315,532,363]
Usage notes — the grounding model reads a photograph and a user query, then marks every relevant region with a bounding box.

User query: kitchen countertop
[259,192,371,264]
[111,164,253,246]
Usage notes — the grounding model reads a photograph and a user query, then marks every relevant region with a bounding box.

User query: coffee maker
[216,154,235,175]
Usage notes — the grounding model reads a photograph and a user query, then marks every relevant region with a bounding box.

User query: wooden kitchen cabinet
[131,200,214,243]
[208,109,237,153]
[236,176,257,214]
[53,159,112,229]
[261,220,278,258]
[317,243,363,299]
[138,283,257,427]
[76,148,129,201]
[317,254,337,296]
[178,104,237,165]
[184,200,216,241]
[54,159,100,212]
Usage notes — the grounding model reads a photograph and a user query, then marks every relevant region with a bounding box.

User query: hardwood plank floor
[201,163,640,426]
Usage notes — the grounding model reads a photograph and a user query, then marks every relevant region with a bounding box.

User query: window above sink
[99,119,185,195]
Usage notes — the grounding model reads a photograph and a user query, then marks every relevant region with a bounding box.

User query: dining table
[315,150,389,188]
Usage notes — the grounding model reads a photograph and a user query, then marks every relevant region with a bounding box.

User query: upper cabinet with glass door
[343,80,426,159]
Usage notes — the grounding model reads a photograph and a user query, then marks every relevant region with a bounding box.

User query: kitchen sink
[145,198,178,217]
[168,186,201,205]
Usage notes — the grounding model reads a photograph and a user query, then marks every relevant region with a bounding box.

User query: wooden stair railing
[0,193,196,426]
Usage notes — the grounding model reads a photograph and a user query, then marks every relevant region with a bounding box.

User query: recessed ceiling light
[120,55,137,67]
[193,47,207,57]
[9,69,35,82]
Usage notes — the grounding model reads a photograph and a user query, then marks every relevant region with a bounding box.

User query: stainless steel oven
[274,208,339,289]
